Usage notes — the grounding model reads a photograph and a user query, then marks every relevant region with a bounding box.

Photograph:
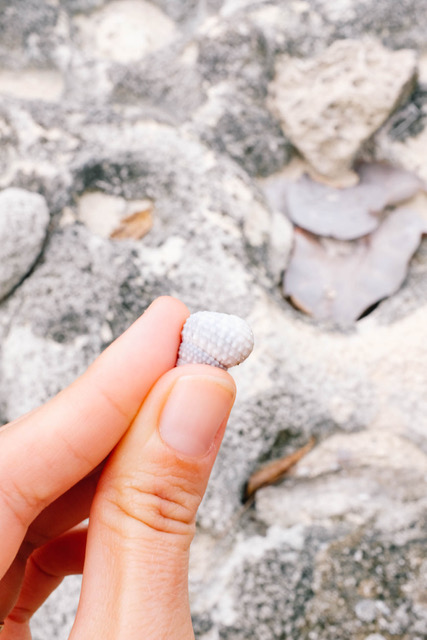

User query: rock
[73,0,177,63]
[1,325,91,421]
[374,58,427,181]
[0,108,16,179]
[62,0,106,13]
[0,0,60,68]
[0,1,427,639]
[31,576,81,640]
[265,209,294,283]
[0,188,50,301]
[385,83,427,143]
[355,599,382,623]
[111,45,206,123]
[249,0,427,57]
[190,420,427,638]
[377,117,427,183]
[150,0,213,24]
[197,14,274,97]
[268,39,417,179]
[0,69,64,102]
[188,86,292,176]
[0,224,132,420]
[341,0,427,51]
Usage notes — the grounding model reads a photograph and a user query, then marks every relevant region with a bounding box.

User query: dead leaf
[110,205,153,240]
[283,208,427,325]
[244,438,315,501]
[285,163,423,240]
[358,162,426,204]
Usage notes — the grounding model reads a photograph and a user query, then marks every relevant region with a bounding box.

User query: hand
[0,297,236,639]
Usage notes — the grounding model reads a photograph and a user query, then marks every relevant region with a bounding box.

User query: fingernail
[159,375,235,456]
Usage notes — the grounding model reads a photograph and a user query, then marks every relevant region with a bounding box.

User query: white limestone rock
[0,188,50,301]
[73,0,177,63]
[268,39,417,179]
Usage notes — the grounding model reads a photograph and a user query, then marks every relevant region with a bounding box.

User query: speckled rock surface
[0,188,50,301]
[0,1,427,639]
[268,39,417,178]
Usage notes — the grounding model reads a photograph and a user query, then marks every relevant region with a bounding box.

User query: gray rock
[375,74,427,182]
[0,188,50,301]
[220,0,427,64]
[242,0,427,55]
[0,106,17,178]
[191,460,427,637]
[189,87,292,176]
[385,82,427,144]
[343,0,427,51]
[151,0,223,24]
[31,576,82,640]
[62,0,106,13]
[0,0,60,67]
[111,46,206,124]
[355,599,381,623]
[196,14,274,98]
[0,224,131,420]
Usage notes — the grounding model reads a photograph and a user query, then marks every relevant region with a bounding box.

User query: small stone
[354,599,377,622]
[0,188,50,301]
[177,311,254,370]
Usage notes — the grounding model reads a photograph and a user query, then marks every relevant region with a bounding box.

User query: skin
[0,296,236,639]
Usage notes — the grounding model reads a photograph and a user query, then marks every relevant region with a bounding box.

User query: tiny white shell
[176,311,254,370]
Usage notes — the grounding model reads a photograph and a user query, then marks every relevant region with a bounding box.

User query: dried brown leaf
[244,438,315,501]
[110,206,153,240]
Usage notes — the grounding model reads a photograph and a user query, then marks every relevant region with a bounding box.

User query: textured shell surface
[176,311,254,370]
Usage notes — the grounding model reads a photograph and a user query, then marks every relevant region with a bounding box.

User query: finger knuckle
[103,466,202,542]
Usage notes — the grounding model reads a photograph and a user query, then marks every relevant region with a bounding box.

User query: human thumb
[70,363,236,640]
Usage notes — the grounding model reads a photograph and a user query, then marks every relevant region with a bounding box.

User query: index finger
[0,296,189,576]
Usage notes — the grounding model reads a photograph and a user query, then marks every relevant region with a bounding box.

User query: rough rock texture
[0,188,50,301]
[0,1,426,639]
[268,39,417,178]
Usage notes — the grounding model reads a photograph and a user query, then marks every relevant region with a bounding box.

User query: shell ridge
[176,311,254,371]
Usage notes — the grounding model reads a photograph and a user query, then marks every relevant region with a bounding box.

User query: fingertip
[127,363,236,460]
[159,371,235,457]
[145,296,190,323]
